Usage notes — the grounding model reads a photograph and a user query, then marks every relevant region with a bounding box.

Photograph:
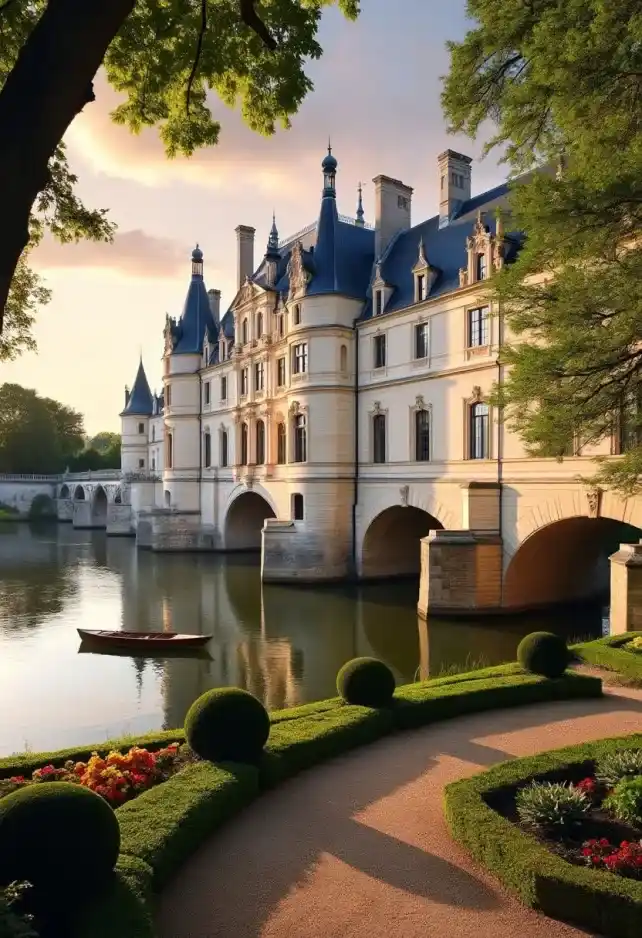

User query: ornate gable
[459,209,507,288]
[287,241,310,300]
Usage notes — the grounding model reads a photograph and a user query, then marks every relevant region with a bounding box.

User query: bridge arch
[73,485,85,501]
[504,515,642,609]
[59,484,70,499]
[90,485,108,527]
[361,505,443,579]
[224,488,276,551]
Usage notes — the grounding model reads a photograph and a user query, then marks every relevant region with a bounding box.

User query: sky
[3,0,506,434]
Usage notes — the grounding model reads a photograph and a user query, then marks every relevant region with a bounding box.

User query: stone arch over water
[91,486,108,527]
[73,485,85,501]
[361,506,443,579]
[224,491,276,551]
[59,484,70,499]
[503,516,642,609]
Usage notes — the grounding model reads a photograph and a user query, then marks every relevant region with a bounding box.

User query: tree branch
[186,0,208,115]
[239,0,277,50]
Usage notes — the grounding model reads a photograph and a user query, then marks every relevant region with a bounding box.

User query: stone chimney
[207,288,221,326]
[438,150,472,227]
[373,175,413,260]
[235,225,255,288]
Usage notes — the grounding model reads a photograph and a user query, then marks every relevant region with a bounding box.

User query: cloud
[32,229,193,279]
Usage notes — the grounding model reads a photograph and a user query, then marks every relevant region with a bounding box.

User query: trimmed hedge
[574,633,642,682]
[444,733,642,938]
[0,664,603,938]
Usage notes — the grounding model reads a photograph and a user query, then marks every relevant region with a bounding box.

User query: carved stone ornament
[163,315,175,353]
[472,385,483,403]
[400,485,409,507]
[372,401,382,416]
[586,488,603,519]
[459,267,469,288]
[415,394,425,410]
[289,400,300,415]
[233,408,242,425]
[473,209,488,238]
[287,242,308,298]
[239,277,255,305]
[244,472,255,491]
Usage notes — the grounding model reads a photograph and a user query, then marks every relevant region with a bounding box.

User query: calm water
[0,523,607,755]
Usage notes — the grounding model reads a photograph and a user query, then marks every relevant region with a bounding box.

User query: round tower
[120,358,153,473]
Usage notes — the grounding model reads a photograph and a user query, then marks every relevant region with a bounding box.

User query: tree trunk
[0,0,136,331]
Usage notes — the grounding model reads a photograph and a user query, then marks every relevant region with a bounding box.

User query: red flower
[9,776,25,784]
[576,777,598,796]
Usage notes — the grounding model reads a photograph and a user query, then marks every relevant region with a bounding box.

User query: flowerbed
[0,743,193,808]
[445,734,642,938]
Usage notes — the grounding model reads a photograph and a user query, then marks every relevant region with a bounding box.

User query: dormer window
[412,236,437,304]
[476,253,487,281]
[241,318,248,345]
[416,273,426,303]
[374,290,384,316]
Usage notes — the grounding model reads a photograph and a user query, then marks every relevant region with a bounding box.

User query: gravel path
[157,683,642,938]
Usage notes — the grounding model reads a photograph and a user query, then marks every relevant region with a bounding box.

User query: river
[0,522,606,755]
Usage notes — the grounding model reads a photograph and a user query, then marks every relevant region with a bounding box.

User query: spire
[191,243,203,279]
[321,139,337,198]
[120,359,153,416]
[355,181,364,227]
[265,211,280,258]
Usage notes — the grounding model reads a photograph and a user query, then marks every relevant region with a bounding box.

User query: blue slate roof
[361,181,522,318]
[121,360,153,416]
[167,247,215,355]
[306,195,374,299]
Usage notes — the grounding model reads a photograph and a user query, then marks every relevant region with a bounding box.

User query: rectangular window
[292,493,304,520]
[254,361,265,392]
[278,314,284,337]
[292,342,308,375]
[293,414,307,463]
[166,385,171,406]
[203,432,211,468]
[476,253,487,281]
[277,357,286,387]
[203,381,210,406]
[415,409,430,461]
[240,368,248,396]
[416,274,425,302]
[470,402,490,459]
[414,322,429,360]
[220,430,228,468]
[277,422,286,464]
[138,422,145,434]
[220,376,227,401]
[467,306,490,348]
[373,413,386,464]
[138,458,145,469]
[151,456,156,470]
[373,334,386,370]
[374,290,384,316]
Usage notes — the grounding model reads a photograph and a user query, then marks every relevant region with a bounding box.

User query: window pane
[373,414,386,463]
[415,409,430,461]
[470,402,489,459]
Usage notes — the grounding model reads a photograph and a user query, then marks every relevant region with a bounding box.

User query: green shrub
[627,637,642,654]
[573,633,642,683]
[0,782,119,895]
[604,776,642,827]
[597,750,642,787]
[184,687,270,764]
[0,883,37,938]
[517,631,570,678]
[516,780,591,832]
[336,657,395,707]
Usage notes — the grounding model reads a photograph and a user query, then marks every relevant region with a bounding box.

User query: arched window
[256,312,263,338]
[340,344,347,373]
[415,409,430,462]
[276,422,286,464]
[203,431,211,468]
[256,419,265,465]
[292,493,304,520]
[240,422,248,465]
[470,401,490,459]
[241,318,248,345]
[293,413,307,463]
[166,432,173,469]
[476,253,487,281]
[220,429,228,468]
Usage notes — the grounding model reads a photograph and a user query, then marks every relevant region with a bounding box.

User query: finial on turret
[321,139,337,196]
[266,210,279,257]
[191,243,204,278]
[355,181,364,227]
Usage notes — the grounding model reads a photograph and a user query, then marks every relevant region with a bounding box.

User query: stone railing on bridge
[0,473,60,482]
[62,469,122,482]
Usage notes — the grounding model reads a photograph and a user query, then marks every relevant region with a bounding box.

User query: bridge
[0,471,123,528]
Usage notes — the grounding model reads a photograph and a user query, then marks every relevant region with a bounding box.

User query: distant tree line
[0,383,120,474]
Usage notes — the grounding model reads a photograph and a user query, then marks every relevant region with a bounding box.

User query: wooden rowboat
[77,629,211,651]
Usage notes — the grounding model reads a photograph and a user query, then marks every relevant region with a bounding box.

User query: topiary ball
[517,631,570,679]
[184,687,270,763]
[336,657,396,707]
[0,782,120,895]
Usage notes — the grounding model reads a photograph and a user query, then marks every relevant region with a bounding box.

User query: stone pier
[609,541,642,634]
[106,503,134,537]
[57,498,73,522]
[137,509,218,552]
[417,529,503,618]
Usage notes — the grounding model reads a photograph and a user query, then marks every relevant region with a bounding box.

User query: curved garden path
[158,681,642,938]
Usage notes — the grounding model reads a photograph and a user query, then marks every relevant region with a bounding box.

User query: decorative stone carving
[400,485,409,507]
[287,242,309,298]
[289,400,300,415]
[459,267,468,288]
[239,277,255,306]
[415,394,425,410]
[163,314,175,354]
[244,472,255,490]
[372,401,382,415]
[586,488,603,519]
[472,385,483,403]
